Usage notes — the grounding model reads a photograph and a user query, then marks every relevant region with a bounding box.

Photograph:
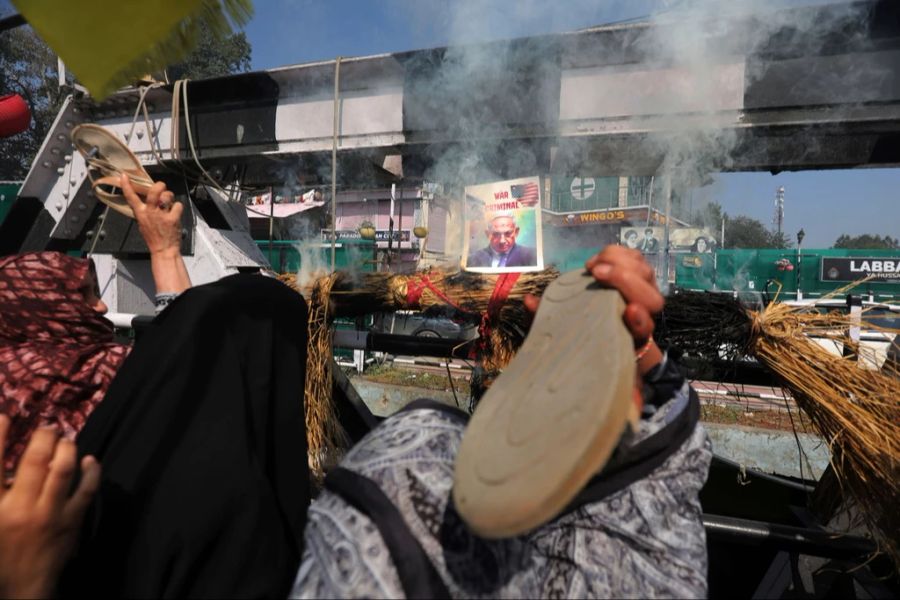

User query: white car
[782,299,900,371]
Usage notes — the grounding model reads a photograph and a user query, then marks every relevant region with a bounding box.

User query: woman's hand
[121,176,182,259]
[525,246,665,374]
[120,176,191,295]
[583,245,663,346]
[0,415,101,599]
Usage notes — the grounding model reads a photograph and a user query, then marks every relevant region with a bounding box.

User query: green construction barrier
[255,239,377,274]
[256,239,377,359]
[676,248,900,302]
[0,181,22,227]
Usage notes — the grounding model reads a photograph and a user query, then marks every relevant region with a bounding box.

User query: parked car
[782,299,900,371]
[370,310,479,341]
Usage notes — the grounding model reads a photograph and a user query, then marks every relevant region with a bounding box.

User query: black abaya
[61,274,311,599]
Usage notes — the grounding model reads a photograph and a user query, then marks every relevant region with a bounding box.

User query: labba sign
[820,257,900,282]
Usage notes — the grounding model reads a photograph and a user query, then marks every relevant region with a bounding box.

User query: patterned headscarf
[0,252,130,475]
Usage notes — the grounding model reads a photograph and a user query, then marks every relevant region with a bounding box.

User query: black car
[370,310,479,341]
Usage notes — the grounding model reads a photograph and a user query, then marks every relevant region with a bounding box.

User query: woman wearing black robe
[55,177,311,598]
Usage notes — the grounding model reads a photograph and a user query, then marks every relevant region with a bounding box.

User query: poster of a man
[620,226,663,253]
[639,228,660,253]
[463,177,543,273]
[467,213,537,268]
[622,229,640,249]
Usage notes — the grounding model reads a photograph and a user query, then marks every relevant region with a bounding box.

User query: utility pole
[398,186,403,265]
[662,174,672,292]
[387,183,395,270]
[714,215,725,289]
[330,57,341,272]
[796,228,805,300]
[773,186,785,238]
[267,186,274,267]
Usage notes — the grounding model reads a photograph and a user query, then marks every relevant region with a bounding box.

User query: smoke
[644,0,882,213]
[403,5,562,262]
[290,206,366,294]
[620,0,880,290]
[264,0,882,290]
[402,0,881,275]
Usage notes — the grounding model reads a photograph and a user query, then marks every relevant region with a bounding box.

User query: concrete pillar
[617,176,629,208]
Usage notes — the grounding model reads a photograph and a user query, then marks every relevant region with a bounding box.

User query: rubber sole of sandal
[453,269,635,538]
[72,124,153,219]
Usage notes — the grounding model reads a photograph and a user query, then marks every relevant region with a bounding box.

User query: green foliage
[723,214,791,249]
[832,233,900,250]
[71,0,253,98]
[167,21,252,81]
[0,13,252,181]
[363,364,470,394]
[696,201,724,231]
[0,27,68,179]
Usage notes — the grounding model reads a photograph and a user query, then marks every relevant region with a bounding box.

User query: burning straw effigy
[283,267,899,563]
[278,267,559,482]
[657,286,900,565]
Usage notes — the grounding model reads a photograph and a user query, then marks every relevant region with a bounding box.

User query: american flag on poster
[511,181,540,207]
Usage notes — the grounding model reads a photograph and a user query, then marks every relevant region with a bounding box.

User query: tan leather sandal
[453,269,636,538]
[72,124,155,219]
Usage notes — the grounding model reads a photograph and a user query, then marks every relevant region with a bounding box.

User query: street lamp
[796,228,805,300]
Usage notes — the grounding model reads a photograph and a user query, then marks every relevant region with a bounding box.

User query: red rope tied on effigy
[474,272,520,358]
[405,272,465,311]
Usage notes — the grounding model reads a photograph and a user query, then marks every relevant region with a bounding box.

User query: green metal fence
[256,239,378,359]
[676,248,900,302]
[255,239,377,274]
[0,181,22,227]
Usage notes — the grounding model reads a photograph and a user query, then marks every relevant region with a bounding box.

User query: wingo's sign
[820,257,900,282]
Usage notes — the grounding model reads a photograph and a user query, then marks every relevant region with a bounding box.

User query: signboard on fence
[820,257,900,282]
[322,229,411,242]
[620,226,664,253]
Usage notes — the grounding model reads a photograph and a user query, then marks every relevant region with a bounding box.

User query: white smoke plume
[402,0,880,284]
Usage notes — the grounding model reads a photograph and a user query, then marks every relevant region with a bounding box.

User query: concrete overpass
[4,0,899,308]
[48,0,900,181]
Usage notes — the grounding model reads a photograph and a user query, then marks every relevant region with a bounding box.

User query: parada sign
[820,257,900,282]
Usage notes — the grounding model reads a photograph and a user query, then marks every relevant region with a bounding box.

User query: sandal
[453,269,636,538]
[72,124,155,219]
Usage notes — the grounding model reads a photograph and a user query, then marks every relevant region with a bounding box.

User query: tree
[723,214,791,249]
[697,201,724,231]
[832,233,899,250]
[0,27,68,180]
[0,21,251,181]
[167,22,252,81]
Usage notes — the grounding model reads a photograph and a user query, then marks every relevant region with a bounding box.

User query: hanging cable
[330,57,342,272]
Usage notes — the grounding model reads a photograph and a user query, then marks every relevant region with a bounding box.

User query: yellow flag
[12,0,253,99]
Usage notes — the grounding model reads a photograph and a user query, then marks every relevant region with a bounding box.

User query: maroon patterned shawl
[0,252,130,474]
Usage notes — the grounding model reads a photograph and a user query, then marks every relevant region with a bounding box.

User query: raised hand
[0,415,101,599]
[120,176,191,295]
[120,176,182,258]
[524,246,665,374]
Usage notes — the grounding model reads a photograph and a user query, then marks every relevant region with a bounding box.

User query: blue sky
[3,0,895,247]
[241,0,898,248]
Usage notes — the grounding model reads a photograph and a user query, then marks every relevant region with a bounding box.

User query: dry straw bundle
[749,301,899,563]
[301,273,349,484]
[326,268,558,372]
[658,287,900,564]
[286,266,899,562]
[281,267,558,371]
[277,267,558,481]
